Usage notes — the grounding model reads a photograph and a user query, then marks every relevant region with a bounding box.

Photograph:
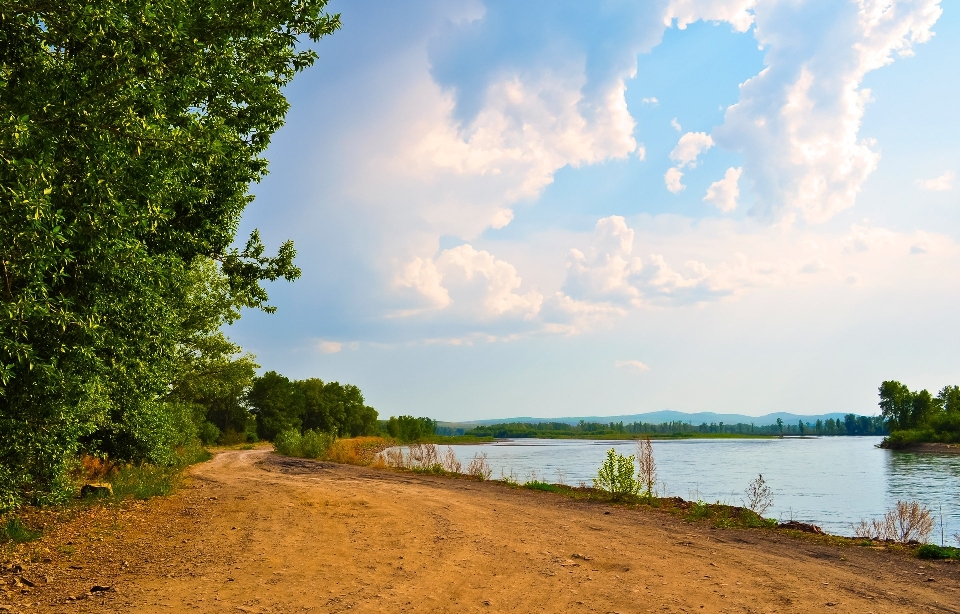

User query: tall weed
[466,452,492,480]
[744,474,774,516]
[636,437,656,500]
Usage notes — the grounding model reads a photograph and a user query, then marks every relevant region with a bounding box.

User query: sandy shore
[3,448,959,613]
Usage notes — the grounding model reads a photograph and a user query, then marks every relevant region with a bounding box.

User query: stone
[80,483,113,498]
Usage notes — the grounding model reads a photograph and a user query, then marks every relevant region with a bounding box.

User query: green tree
[248,372,304,441]
[776,418,783,435]
[0,0,339,509]
[879,380,915,431]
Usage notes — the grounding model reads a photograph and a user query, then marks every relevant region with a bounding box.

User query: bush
[466,452,492,480]
[594,448,638,501]
[109,465,180,500]
[273,428,303,457]
[744,474,774,516]
[198,422,221,446]
[300,429,334,459]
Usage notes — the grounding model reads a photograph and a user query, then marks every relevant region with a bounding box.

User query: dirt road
[5,448,960,613]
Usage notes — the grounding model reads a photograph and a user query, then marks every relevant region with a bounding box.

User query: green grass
[523,480,564,493]
[107,465,181,500]
[2,517,41,543]
[917,544,960,560]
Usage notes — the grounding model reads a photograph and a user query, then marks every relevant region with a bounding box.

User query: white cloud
[703,167,742,212]
[670,132,715,169]
[664,167,685,193]
[563,216,644,306]
[400,245,543,320]
[615,359,651,372]
[664,0,757,33]
[318,341,343,354]
[712,0,943,223]
[915,171,955,191]
[670,117,683,132]
[642,97,659,105]
[637,143,647,162]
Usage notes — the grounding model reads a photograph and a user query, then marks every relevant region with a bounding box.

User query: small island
[878,381,960,452]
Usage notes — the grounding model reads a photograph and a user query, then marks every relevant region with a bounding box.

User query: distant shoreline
[878,441,960,454]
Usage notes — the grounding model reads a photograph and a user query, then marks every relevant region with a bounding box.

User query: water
[425,437,960,539]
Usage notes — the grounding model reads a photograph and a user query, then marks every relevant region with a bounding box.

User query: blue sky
[231,0,959,421]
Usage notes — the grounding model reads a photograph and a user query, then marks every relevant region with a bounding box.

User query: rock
[89,585,111,593]
[80,483,113,498]
[779,520,824,534]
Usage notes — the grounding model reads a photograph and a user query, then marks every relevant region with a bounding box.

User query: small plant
[3,517,41,543]
[688,499,710,520]
[408,443,441,470]
[744,474,774,516]
[594,448,638,501]
[466,452,492,480]
[852,500,934,544]
[636,436,656,501]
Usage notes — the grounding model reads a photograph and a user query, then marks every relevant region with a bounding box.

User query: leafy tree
[879,380,915,431]
[0,0,339,509]
[776,418,783,435]
[248,371,304,442]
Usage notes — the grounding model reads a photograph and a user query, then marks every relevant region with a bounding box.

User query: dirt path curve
[16,448,960,613]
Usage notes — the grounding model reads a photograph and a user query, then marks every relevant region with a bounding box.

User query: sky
[230,0,960,422]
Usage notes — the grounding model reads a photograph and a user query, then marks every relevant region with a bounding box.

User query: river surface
[428,437,960,539]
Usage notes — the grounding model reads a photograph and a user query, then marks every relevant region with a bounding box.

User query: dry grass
[853,500,935,544]
[636,437,656,499]
[324,437,393,465]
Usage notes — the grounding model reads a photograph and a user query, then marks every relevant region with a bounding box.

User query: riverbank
[2,448,958,612]
[879,440,960,454]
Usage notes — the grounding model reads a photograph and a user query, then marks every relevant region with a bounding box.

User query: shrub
[301,429,334,459]
[744,474,774,516]
[198,422,221,446]
[594,448,638,501]
[273,428,303,457]
[440,446,462,473]
[852,500,934,543]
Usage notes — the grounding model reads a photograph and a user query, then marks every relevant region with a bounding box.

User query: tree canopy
[880,381,960,445]
[0,0,340,510]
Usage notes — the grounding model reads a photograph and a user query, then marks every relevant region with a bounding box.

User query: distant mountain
[446,410,865,428]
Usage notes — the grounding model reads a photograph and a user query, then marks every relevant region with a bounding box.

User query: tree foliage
[246,372,379,442]
[880,381,960,445]
[0,0,340,510]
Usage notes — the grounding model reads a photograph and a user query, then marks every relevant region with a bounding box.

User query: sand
[3,448,959,613]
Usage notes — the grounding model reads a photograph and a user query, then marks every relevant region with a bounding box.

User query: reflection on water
[425,437,960,539]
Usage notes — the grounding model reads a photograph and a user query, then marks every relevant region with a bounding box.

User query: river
[430,437,960,540]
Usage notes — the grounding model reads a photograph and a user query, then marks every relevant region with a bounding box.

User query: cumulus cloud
[615,359,651,372]
[670,117,683,132]
[712,0,943,223]
[664,0,758,33]
[915,171,955,191]
[703,167,742,212]
[670,132,715,168]
[664,167,685,193]
[563,216,644,306]
[318,341,343,354]
[399,245,543,320]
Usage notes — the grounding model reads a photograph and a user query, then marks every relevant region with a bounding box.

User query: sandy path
[8,448,960,613]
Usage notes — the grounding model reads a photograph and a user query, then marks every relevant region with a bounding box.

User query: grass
[917,544,960,560]
[107,465,182,500]
[2,517,41,544]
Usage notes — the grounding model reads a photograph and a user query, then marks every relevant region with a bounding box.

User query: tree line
[458,415,885,439]
[880,381,960,445]
[1,0,341,511]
